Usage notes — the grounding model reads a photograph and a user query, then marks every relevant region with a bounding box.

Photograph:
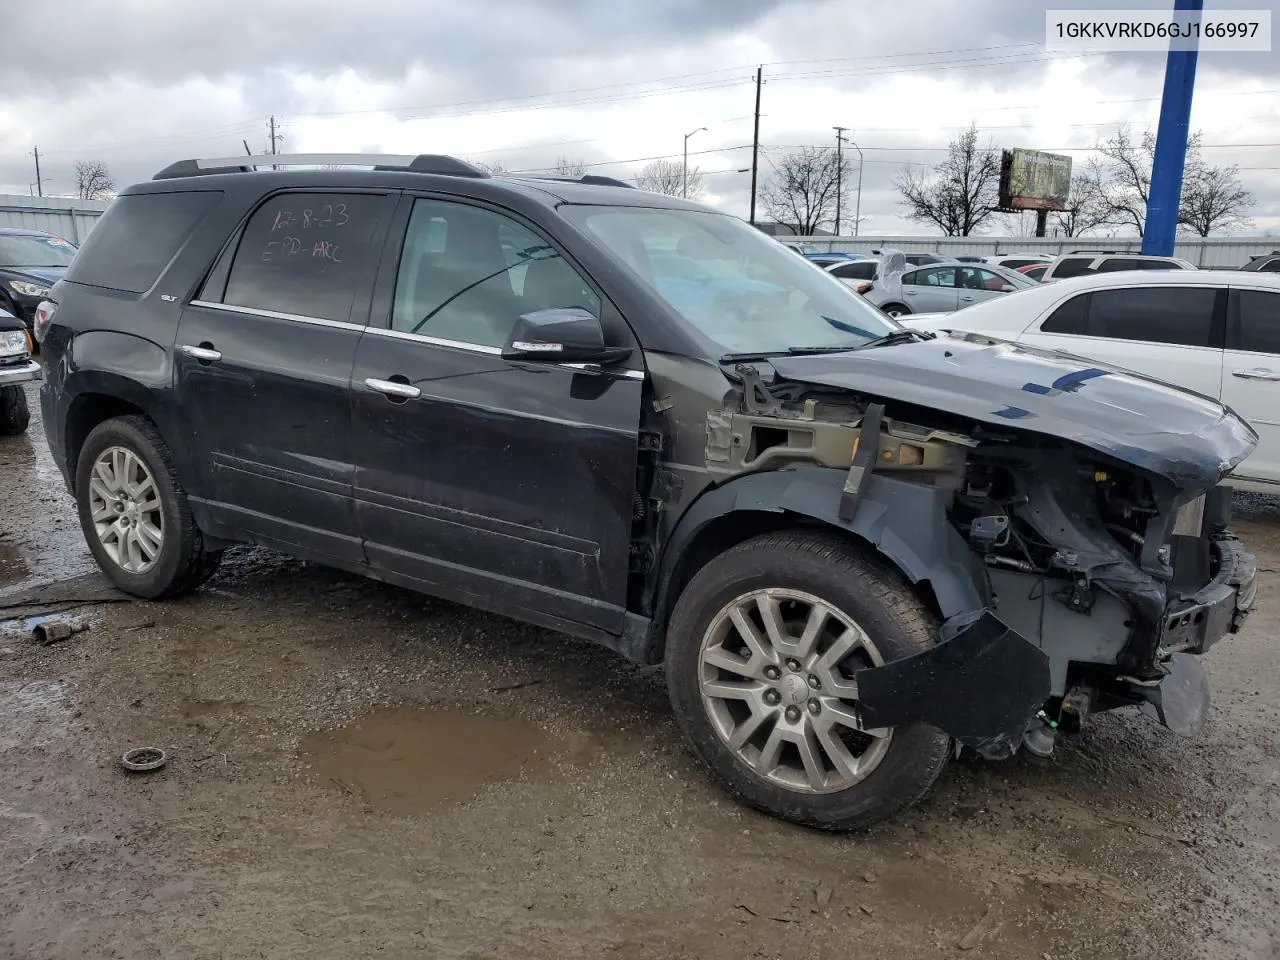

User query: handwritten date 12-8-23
[270,203,349,232]
[261,235,343,262]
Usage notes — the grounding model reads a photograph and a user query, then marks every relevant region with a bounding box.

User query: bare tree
[1090,126,1250,237]
[635,158,704,199]
[759,146,850,235]
[996,211,1038,237]
[554,156,587,178]
[1053,167,1111,237]
[895,125,1000,236]
[1178,160,1253,236]
[472,160,508,175]
[74,160,115,200]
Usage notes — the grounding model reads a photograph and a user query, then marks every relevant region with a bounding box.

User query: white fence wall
[0,195,109,245]
[777,235,1277,269]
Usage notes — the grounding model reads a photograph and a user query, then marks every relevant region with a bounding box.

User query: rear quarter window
[64,191,223,294]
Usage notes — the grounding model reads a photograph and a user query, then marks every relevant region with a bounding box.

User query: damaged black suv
[36,154,1258,830]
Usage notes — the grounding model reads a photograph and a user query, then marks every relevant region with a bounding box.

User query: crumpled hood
[769,333,1258,489]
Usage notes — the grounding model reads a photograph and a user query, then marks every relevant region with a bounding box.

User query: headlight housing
[8,279,50,298]
[0,329,29,357]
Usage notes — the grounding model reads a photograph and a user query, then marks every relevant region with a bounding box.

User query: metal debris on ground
[30,618,89,645]
[121,747,168,772]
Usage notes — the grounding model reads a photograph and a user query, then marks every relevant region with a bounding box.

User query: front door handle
[365,377,422,400]
[178,344,221,363]
[1231,368,1280,381]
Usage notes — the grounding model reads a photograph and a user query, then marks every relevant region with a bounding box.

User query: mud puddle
[0,543,28,587]
[300,708,565,815]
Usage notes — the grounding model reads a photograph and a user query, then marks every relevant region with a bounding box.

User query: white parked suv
[897,270,1280,494]
[1039,251,1197,283]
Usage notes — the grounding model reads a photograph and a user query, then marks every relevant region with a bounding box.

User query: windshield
[0,234,77,267]
[562,206,898,355]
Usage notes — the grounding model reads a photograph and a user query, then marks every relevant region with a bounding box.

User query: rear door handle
[365,377,422,400]
[1232,368,1280,381]
[959,296,975,302]
[178,344,221,363]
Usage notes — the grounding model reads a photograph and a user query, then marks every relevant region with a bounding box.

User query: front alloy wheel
[87,445,165,573]
[665,531,951,831]
[698,588,891,794]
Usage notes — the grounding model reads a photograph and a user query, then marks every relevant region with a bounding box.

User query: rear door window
[913,266,956,287]
[1050,257,1095,279]
[1083,287,1218,347]
[1095,258,1144,273]
[219,192,387,323]
[1231,289,1280,355]
[64,191,223,294]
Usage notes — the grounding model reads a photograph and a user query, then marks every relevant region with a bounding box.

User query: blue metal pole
[1142,0,1203,255]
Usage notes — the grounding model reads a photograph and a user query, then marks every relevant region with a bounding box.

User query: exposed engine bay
[691,348,1258,759]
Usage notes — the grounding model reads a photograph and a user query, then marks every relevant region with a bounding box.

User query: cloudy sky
[2,0,1278,236]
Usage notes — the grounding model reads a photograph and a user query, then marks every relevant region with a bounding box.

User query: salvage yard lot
[2,382,1278,960]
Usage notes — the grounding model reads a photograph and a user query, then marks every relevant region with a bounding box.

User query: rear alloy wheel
[666,531,950,830]
[881,303,911,318]
[87,445,165,574]
[75,415,222,599]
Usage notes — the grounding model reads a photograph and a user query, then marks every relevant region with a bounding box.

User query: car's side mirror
[501,307,631,364]
[1000,284,1017,292]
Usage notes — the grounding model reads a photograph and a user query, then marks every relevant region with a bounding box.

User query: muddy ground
[2,381,1278,960]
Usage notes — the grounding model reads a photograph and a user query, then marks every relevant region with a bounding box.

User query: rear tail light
[33,300,56,344]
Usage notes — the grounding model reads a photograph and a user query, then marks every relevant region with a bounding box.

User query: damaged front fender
[656,466,1053,753]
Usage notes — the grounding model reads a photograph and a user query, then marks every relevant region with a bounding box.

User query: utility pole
[749,67,762,227]
[833,126,847,236]
[683,126,707,199]
[268,116,282,170]
[1143,0,1203,256]
[32,147,42,198]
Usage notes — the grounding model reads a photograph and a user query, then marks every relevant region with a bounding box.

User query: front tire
[0,385,29,435]
[665,531,949,831]
[75,415,222,599]
[881,303,911,318]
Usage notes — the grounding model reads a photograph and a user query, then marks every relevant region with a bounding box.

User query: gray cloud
[2,0,1277,234]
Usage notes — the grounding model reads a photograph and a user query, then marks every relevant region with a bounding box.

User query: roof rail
[153,153,490,180]
[521,174,635,189]
[1067,249,1128,255]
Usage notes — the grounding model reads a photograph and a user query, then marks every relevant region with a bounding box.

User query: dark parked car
[36,153,1258,830]
[1240,251,1280,272]
[0,305,39,433]
[0,227,78,332]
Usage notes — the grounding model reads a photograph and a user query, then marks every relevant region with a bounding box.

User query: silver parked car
[829,252,1037,318]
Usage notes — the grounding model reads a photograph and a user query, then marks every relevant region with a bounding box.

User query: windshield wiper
[856,328,934,349]
[719,345,860,363]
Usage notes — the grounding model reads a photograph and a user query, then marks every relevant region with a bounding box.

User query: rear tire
[0,385,29,435]
[75,415,222,599]
[665,531,949,831]
[881,303,911,318]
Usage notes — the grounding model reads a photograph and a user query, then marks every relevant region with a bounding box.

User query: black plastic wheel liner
[855,610,1052,760]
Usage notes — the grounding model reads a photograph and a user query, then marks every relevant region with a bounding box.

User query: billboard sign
[999,149,1073,211]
